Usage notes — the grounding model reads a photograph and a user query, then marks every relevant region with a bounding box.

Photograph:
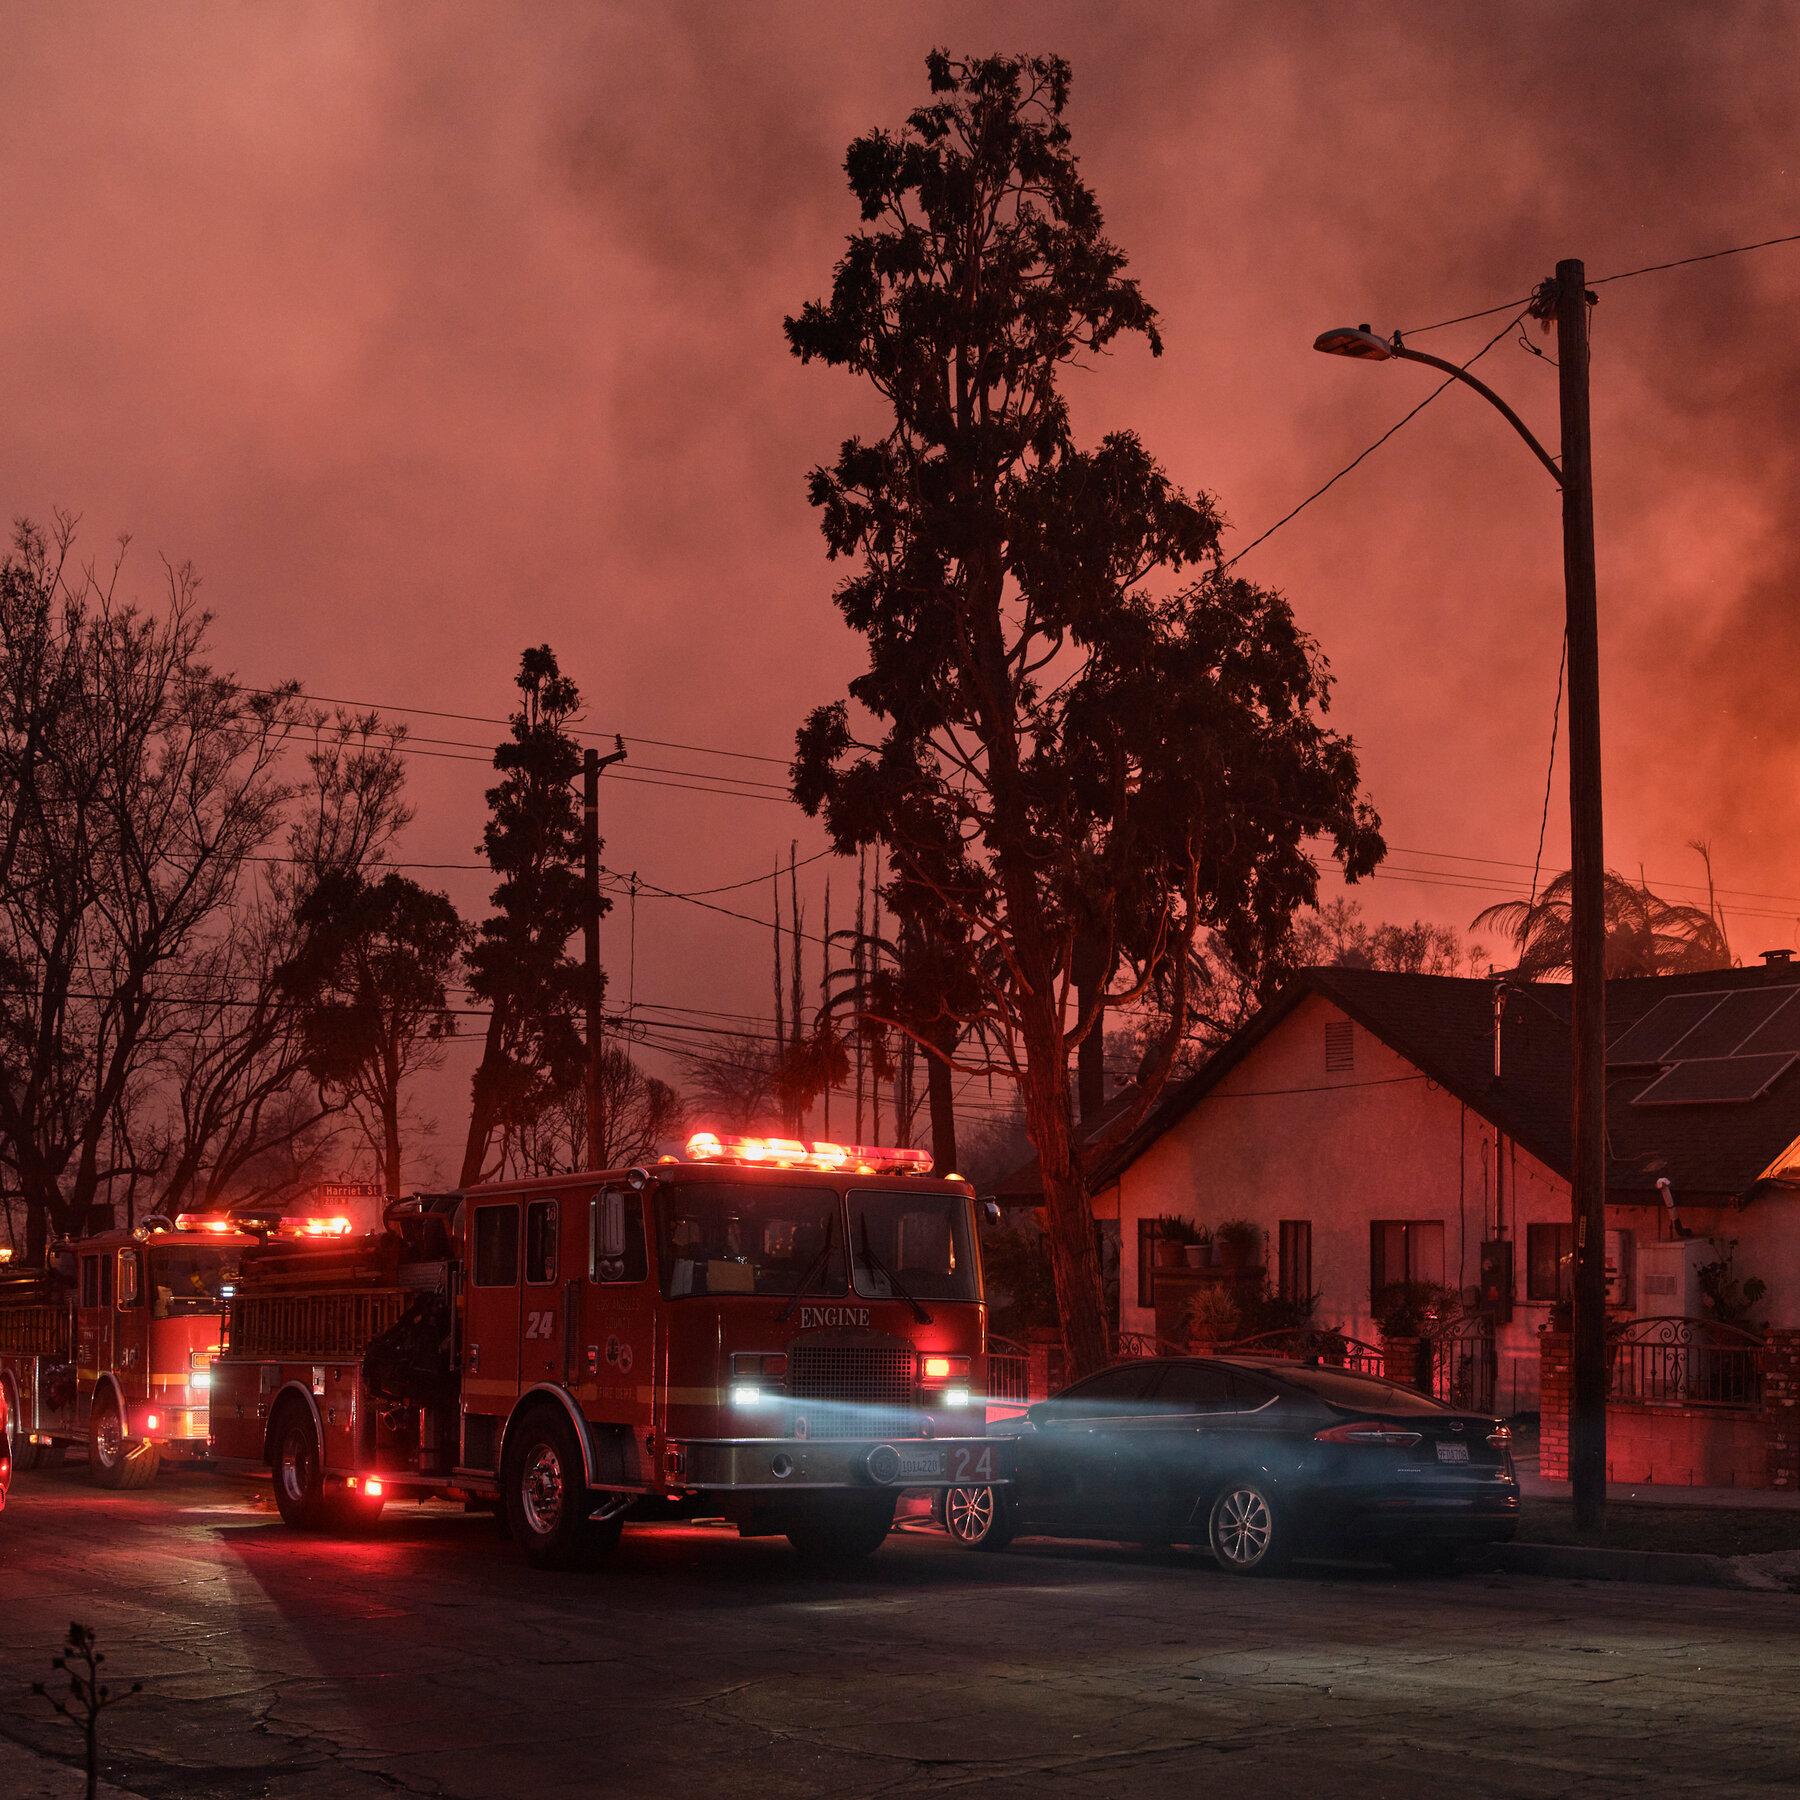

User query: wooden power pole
[583,736,627,1170]
[1555,259,1607,1530]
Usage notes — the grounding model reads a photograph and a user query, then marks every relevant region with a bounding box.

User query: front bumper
[672,1435,1010,1492]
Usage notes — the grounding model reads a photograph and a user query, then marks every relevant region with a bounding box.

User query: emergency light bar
[684,1131,934,1176]
[173,1214,239,1235]
[283,1215,353,1239]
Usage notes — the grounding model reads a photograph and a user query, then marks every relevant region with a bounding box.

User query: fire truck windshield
[658,1184,848,1299]
[848,1189,979,1303]
[148,1247,237,1318]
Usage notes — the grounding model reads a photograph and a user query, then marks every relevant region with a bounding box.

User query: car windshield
[847,1189,979,1303]
[657,1183,847,1298]
[148,1248,236,1317]
[1274,1365,1451,1414]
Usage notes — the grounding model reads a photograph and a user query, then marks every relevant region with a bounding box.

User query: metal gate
[1430,1312,1496,1413]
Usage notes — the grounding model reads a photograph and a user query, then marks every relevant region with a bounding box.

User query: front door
[464,1200,522,1418]
[1014,1361,1165,1534]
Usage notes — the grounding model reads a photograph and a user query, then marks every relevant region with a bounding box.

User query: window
[1369,1219,1445,1294]
[1278,1220,1312,1304]
[1325,1019,1355,1072]
[848,1190,979,1303]
[80,1254,114,1309]
[473,1205,520,1287]
[1526,1222,1576,1302]
[589,1191,648,1284]
[1049,1362,1164,1410]
[1151,1364,1240,1414]
[658,1183,845,1298]
[1136,1218,1159,1307]
[524,1200,558,1285]
[1275,1363,1450,1414]
[117,1250,141,1309]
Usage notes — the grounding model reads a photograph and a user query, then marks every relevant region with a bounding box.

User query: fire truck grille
[790,1403,918,1441]
[787,1344,916,1407]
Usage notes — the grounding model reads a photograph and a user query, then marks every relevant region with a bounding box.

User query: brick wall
[1767,1328,1800,1490]
[1539,1330,1570,1480]
[1607,1403,1768,1487]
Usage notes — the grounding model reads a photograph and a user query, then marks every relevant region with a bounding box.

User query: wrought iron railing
[1111,1330,1187,1361]
[1427,1312,1497,1412]
[1606,1315,1765,1409]
[986,1335,1030,1404]
[1215,1327,1387,1377]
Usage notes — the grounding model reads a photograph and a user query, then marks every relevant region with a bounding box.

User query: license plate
[894,1450,945,1480]
[1436,1441,1470,1463]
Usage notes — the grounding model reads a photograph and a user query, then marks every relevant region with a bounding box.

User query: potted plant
[1186,1283,1242,1352]
[1216,1218,1262,1274]
[1184,1226,1213,1270]
[1152,1215,1198,1269]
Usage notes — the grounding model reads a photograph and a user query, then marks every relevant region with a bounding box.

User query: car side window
[1151,1364,1239,1413]
[1054,1363,1165,1412]
[472,1205,520,1287]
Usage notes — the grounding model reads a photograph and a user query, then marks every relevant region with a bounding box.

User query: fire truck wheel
[504,1411,594,1570]
[942,1484,1015,1551]
[88,1399,160,1490]
[271,1404,329,1529]
[785,1492,897,1565]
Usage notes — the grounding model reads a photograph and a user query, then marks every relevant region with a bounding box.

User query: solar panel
[1733,989,1800,1057]
[1630,1052,1798,1106]
[1605,992,1725,1066]
[1664,988,1794,1059]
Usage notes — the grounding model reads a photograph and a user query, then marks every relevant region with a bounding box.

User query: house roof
[1087,961,1800,1207]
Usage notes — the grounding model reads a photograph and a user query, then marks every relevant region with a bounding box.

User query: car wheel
[88,1398,160,1490]
[1208,1479,1291,1576]
[505,1411,594,1570]
[942,1484,1016,1551]
[786,1493,897,1565]
[271,1405,328,1529]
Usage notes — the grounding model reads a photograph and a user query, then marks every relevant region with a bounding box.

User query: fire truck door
[114,1249,147,1392]
[76,1251,115,1400]
[585,1189,653,1434]
[520,1198,564,1386]
[465,1201,522,1413]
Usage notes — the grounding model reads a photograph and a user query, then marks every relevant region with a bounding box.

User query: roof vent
[1761,949,1795,965]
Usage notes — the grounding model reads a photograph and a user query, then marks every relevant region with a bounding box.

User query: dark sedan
[944,1356,1518,1574]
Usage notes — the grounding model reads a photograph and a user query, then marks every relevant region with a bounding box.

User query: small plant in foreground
[31,1621,141,1800]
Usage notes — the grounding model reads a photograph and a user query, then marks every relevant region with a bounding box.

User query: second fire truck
[211,1133,1005,1566]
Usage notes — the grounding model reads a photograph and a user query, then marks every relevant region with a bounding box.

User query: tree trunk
[460,1003,509,1188]
[928,1018,959,1176]
[1017,998,1110,1382]
[1073,930,1106,1123]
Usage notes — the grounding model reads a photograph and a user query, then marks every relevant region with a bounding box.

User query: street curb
[1483,1540,1742,1588]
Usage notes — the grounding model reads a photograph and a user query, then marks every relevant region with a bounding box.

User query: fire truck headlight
[190,1371,211,1392]
[731,1384,763,1408]
[944,1387,972,1409]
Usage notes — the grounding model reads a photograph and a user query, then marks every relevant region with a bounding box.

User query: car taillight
[1313,1421,1422,1448]
[1487,1426,1512,1449]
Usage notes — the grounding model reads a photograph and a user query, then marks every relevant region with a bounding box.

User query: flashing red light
[144,1413,159,1431]
[684,1131,933,1176]
[364,1477,384,1498]
[921,1355,971,1382]
[173,1213,237,1235]
[283,1216,353,1239]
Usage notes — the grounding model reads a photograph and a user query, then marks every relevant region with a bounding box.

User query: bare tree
[0,518,309,1258]
[507,1045,683,1175]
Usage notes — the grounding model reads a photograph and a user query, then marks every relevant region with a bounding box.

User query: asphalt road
[2,1463,1797,1800]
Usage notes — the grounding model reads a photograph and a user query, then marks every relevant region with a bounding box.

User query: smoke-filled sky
[4,3,1798,1177]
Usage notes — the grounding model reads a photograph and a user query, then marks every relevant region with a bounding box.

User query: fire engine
[210,1133,1006,1567]
[0,1213,270,1485]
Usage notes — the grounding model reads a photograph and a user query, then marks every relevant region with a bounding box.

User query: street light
[1314,264,1608,1531]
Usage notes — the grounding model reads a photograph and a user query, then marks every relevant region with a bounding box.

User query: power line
[1401,227,1800,336]
[1221,310,1527,569]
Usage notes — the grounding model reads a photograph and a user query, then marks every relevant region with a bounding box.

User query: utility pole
[584,735,627,1170]
[1554,258,1607,1530]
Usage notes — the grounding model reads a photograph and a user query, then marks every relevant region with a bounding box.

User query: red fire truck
[0,1205,373,1486]
[0,1214,261,1485]
[210,1133,1005,1567]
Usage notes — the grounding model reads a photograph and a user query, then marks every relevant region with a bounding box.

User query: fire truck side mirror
[598,1192,628,1262]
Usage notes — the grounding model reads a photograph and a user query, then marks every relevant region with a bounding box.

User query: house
[1081,958,1800,1418]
